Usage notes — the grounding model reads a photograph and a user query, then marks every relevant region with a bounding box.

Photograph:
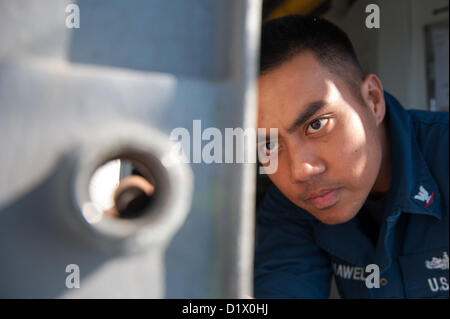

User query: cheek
[333,113,380,187]
[266,160,290,189]
[265,157,299,199]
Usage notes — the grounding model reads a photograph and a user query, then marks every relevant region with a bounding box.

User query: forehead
[257,52,347,127]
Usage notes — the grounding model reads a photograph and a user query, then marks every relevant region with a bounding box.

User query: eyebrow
[286,100,327,134]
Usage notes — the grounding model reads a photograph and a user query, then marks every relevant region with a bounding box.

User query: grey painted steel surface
[0,0,261,298]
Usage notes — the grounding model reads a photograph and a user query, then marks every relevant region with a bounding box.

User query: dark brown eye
[258,140,279,157]
[306,118,329,135]
[310,119,322,130]
[266,141,276,150]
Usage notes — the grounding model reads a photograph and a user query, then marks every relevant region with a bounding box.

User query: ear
[360,74,385,126]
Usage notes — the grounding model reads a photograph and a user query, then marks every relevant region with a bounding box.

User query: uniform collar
[383,92,442,220]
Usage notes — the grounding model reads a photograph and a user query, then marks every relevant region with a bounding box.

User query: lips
[306,188,340,209]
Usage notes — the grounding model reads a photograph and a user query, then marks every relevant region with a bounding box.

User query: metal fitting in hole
[105,175,155,219]
[72,123,194,252]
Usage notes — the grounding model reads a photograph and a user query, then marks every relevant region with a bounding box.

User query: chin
[312,204,359,225]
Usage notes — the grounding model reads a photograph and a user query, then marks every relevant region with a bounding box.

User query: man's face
[258,52,383,225]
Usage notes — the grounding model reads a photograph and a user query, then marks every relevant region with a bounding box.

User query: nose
[288,146,326,183]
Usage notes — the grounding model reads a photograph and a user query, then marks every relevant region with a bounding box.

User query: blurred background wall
[262,0,449,111]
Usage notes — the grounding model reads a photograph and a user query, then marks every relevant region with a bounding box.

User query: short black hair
[260,15,365,97]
